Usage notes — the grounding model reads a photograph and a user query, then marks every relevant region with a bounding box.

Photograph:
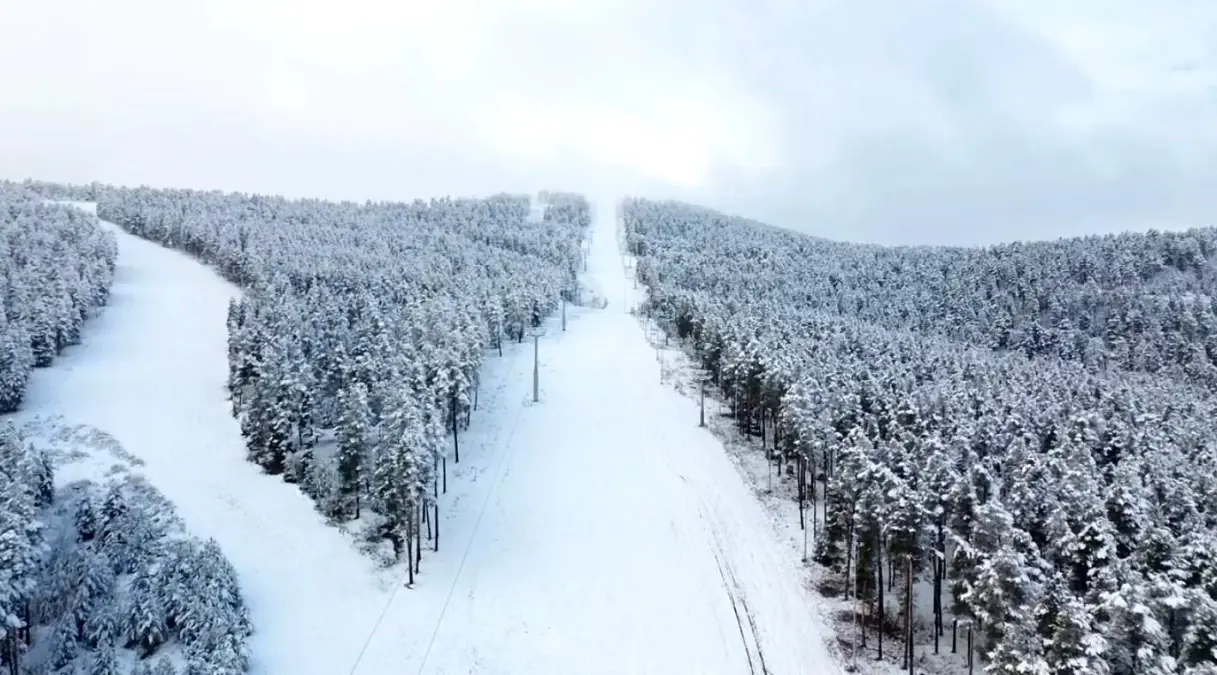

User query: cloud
[1,0,1214,245]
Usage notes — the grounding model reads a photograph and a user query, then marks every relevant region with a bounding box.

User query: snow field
[18,199,844,675]
[352,197,843,674]
[16,203,391,675]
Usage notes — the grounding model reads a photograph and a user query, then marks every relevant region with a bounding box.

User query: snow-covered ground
[12,203,395,675]
[352,197,843,674]
[15,199,842,675]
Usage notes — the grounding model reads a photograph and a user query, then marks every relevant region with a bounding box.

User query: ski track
[356,197,843,675]
[14,200,842,675]
[7,203,406,675]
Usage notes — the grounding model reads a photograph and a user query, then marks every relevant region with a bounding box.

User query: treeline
[624,198,1217,674]
[0,424,251,675]
[0,182,116,412]
[628,200,1217,390]
[90,184,590,577]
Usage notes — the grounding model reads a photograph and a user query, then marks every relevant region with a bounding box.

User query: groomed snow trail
[17,200,842,675]
[356,199,843,675]
[13,204,396,675]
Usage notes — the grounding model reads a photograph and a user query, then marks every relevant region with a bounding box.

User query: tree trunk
[415,504,423,572]
[797,454,805,531]
[933,551,942,654]
[845,518,854,599]
[451,393,460,463]
[905,554,914,673]
[760,406,767,446]
[877,532,884,661]
[434,502,440,552]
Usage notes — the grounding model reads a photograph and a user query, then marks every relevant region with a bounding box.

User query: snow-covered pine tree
[127,568,168,657]
[336,381,371,519]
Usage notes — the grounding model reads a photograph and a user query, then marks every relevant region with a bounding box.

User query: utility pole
[700,379,706,427]
[529,326,545,403]
[692,367,709,428]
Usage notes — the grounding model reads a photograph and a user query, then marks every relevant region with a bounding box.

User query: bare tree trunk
[415,503,423,573]
[405,511,415,586]
[797,454,805,530]
[905,555,914,673]
[451,393,460,463]
[877,532,884,661]
[934,551,942,654]
[434,502,440,552]
[845,518,854,599]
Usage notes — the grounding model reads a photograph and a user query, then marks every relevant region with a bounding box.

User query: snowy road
[357,199,842,675]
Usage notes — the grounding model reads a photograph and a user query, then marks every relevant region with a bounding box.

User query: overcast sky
[2,0,1215,245]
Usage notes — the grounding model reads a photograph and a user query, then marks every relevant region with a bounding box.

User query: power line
[414,361,531,675]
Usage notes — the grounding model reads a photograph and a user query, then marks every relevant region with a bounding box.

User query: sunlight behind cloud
[480,92,778,188]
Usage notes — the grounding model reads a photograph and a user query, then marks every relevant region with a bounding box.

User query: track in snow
[13,203,396,675]
[17,199,841,675]
[353,197,842,675]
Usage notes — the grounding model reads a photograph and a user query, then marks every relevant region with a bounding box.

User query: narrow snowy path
[13,204,395,675]
[356,199,842,674]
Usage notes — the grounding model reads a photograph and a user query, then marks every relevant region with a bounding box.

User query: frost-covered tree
[126,569,168,657]
[0,424,252,673]
[623,197,1217,672]
[0,183,116,412]
[82,182,587,571]
[336,381,371,519]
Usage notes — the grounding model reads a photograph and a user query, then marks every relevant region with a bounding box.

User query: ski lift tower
[691,367,712,427]
[529,325,547,403]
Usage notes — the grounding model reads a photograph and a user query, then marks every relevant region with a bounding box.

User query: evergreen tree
[127,569,168,656]
[336,381,371,519]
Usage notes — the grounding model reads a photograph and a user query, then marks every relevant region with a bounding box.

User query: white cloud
[1,0,1214,244]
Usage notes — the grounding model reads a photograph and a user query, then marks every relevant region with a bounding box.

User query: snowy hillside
[5,193,847,675]
[5,203,402,674]
[0,186,116,412]
[623,198,1217,675]
[345,198,843,674]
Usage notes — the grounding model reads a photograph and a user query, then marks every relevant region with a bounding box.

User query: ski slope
[16,199,840,675]
[14,203,395,675]
[353,198,843,675]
